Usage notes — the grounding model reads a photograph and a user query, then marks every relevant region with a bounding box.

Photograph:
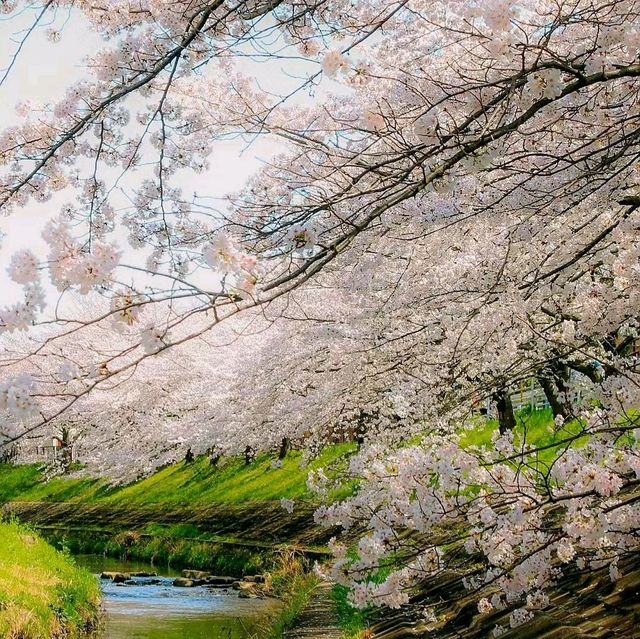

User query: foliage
[0,520,100,639]
[257,551,319,639]
[48,528,271,576]
[332,584,370,639]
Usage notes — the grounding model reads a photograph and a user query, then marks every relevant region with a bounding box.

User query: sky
[0,7,93,300]
[0,4,310,307]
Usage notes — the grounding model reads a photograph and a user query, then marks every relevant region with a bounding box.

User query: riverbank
[3,499,334,581]
[0,521,100,639]
[0,520,324,639]
[5,408,635,639]
[0,444,349,584]
[0,442,356,505]
[1,486,340,638]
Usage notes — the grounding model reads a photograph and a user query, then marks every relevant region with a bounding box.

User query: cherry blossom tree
[0,0,639,629]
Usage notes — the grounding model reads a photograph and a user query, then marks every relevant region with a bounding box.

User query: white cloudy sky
[0,7,91,300]
[0,5,320,307]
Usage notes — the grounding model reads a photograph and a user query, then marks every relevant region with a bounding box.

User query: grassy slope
[0,443,356,506]
[102,443,355,505]
[0,445,360,581]
[0,465,102,504]
[2,409,587,511]
[458,407,591,466]
[1,410,582,508]
[0,521,100,639]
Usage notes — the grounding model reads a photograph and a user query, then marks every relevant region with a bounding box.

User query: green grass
[47,528,273,577]
[0,442,356,506]
[0,520,100,639]
[457,407,592,467]
[3,409,627,510]
[0,464,103,503]
[258,552,320,639]
[101,444,355,506]
[1,412,575,509]
[457,407,556,449]
[332,584,370,638]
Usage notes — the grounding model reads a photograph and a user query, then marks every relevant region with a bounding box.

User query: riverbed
[75,555,279,639]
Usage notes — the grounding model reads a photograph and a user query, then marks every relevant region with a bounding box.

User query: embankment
[0,521,100,639]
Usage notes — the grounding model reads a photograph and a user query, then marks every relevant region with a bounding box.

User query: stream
[75,555,280,639]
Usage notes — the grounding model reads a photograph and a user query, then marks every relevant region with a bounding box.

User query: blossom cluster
[316,412,638,624]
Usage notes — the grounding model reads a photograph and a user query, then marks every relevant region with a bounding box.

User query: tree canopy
[0,0,638,630]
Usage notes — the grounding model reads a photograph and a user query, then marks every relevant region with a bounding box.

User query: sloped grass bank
[0,411,576,510]
[0,521,100,639]
[0,442,356,505]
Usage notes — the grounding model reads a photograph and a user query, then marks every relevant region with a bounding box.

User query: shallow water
[75,555,278,639]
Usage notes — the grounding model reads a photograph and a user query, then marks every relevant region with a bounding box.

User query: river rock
[203,576,237,586]
[243,575,266,584]
[123,577,162,586]
[181,570,211,579]
[237,581,260,598]
[131,571,157,577]
[101,572,130,583]
[173,577,202,587]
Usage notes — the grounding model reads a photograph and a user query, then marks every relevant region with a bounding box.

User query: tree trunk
[537,361,573,418]
[566,360,603,384]
[494,389,516,434]
[278,437,290,460]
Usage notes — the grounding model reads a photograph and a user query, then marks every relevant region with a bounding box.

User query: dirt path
[285,582,342,639]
